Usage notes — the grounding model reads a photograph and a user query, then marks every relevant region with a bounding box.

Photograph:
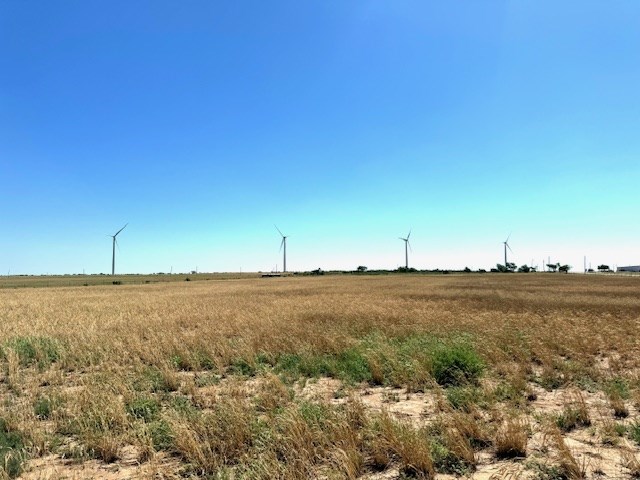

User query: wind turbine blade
[407,230,411,240]
[507,244,513,254]
[399,237,405,241]
[408,241,412,252]
[274,225,284,237]
[505,232,511,243]
[115,237,121,253]
[114,223,128,236]
[279,238,284,252]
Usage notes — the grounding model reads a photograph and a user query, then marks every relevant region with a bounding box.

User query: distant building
[617,265,640,272]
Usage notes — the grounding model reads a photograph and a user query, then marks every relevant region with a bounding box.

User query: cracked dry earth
[18,375,640,480]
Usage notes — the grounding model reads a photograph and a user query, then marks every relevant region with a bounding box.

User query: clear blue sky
[2,1,639,274]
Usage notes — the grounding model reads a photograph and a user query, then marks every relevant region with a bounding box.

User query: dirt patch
[20,451,181,480]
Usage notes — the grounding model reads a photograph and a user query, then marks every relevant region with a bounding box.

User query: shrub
[431,341,484,387]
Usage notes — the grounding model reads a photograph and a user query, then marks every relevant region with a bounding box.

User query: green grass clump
[133,367,178,393]
[430,441,469,475]
[446,386,481,412]
[126,396,160,422]
[628,421,640,445]
[430,341,484,387]
[34,395,61,420]
[604,377,630,399]
[556,405,591,432]
[275,348,372,384]
[272,334,483,389]
[2,336,61,369]
[148,419,173,450]
[0,419,27,478]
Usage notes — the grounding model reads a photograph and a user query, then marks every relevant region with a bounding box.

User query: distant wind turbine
[275,225,288,272]
[399,230,412,269]
[110,223,128,276]
[503,233,513,266]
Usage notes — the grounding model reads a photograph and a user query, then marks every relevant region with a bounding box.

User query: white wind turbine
[275,225,288,272]
[399,230,412,269]
[110,223,128,276]
[503,233,513,267]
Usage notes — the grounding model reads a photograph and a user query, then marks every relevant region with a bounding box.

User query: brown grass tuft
[494,418,528,459]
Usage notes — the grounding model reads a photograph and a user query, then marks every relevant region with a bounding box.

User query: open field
[0,273,260,289]
[0,274,639,479]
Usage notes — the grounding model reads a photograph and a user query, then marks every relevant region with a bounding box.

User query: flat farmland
[1,274,639,479]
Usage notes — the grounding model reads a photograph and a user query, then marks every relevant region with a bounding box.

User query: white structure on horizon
[617,265,640,272]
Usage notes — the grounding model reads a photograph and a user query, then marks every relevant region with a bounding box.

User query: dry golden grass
[0,273,639,478]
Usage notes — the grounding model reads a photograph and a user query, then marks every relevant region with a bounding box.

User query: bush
[431,341,484,387]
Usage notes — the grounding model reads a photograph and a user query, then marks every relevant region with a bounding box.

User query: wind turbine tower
[503,234,513,266]
[399,230,412,269]
[110,223,128,276]
[275,225,288,273]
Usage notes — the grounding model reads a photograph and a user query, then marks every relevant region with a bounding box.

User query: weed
[555,394,591,432]
[194,372,220,387]
[126,395,160,422]
[33,395,61,420]
[628,420,640,445]
[600,420,626,445]
[134,366,179,393]
[446,386,481,412]
[168,395,198,417]
[229,357,258,376]
[2,336,61,370]
[605,377,630,399]
[430,340,484,387]
[147,419,173,450]
[430,441,468,475]
[529,461,567,480]
[0,419,27,478]
[538,365,566,391]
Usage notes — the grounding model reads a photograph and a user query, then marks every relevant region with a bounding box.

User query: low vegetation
[0,274,639,478]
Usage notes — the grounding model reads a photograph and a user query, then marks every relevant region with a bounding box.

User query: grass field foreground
[0,274,639,478]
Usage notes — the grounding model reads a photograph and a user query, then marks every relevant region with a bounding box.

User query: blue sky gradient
[2,1,639,274]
